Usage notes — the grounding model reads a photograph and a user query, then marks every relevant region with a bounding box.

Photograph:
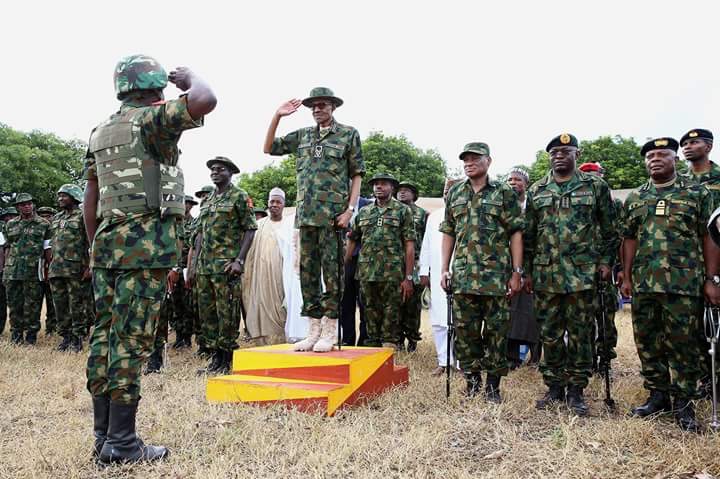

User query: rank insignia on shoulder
[655,200,667,216]
[560,133,571,144]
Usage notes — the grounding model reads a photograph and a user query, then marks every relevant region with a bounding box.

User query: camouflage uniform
[398,203,428,347]
[269,120,364,320]
[2,211,51,342]
[350,197,415,346]
[48,207,91,344]
[440,179,523,378]
[0,217,6,335]
[85,95,202,404]
[623,176,713,400]
[524,171,618,389]
[196,184,257,353]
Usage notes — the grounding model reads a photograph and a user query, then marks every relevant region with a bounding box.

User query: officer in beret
[37,206,58,335]
[622,137,720,432]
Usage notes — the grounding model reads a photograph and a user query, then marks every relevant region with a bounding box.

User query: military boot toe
[70,336,83,353]
[465,374,482,398]
[10,330,23,345]
[674,399,701,433]
[536,385,565,410]
[56,336,71,352]
[485,375,502,404]
[98,401,169,465]
[629,390,671,417]
[144,349,163,375]
[406,340,418,353]
[566,385,589,416]
[25,331,37,345]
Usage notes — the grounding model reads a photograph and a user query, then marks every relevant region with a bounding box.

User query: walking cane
[597,279,615,410]
[445,274,454,400]
[336,229,344,351]
[704,305,720,431]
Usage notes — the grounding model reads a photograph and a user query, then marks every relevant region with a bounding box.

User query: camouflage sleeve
[595,181,619,265]
[699,185,715,237]
[139,96,203,144]
[43,222,52,241]
[269,129,300,156]
[622,194,640,239]
[347,129,365,178]
[401,206,416,244]
[503,187,524,234]
[522,189,537,272]
[349,214,362,241]
[438,190,456,236]
[235,191,258,231]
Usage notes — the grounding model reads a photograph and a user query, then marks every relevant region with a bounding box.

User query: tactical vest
[89,108,185,218]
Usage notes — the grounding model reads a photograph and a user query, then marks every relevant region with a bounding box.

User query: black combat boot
[98,401,169,464]
[195,344,211,359]
[673,398,700,433]
[172,334,191,350]
[465,373,482,398]
[25,331,37,345]
[630,390,671,417]
[566,385,589,416]
[92,395,110,458]
[197,350,223,375]
[11,330,23,345]
[70,336,83,353]
[216,350,232,375]
[406,340,418,353]
[144,348,163,374]
[485,374,502,404]
[57,336,71,352]
[536,384,565,409]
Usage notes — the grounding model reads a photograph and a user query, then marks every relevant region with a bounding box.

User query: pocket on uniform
[124,271,165,340]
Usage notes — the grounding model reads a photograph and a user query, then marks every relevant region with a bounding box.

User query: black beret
[640,137,679,157]
[545,133,579,152]
[680,129,713,146]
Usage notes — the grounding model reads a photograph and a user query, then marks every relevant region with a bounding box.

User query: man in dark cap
[622,137,719,432]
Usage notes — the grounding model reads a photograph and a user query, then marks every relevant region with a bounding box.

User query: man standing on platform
[396,180,428,352]
[264,87,365,352]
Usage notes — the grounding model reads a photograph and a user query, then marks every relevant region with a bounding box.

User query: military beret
[13,193,33,205]
[253,207,268,217]
[302,87,343,108]
[459,142,490,160]
[578,162,602,173]
[195,185,215,198]
[206,156,240,174]
[37,207,57,215]
[640,137,679,157]
[184,195,198,205]
[397,180,419,199]
[680,129,713,146]
[368,172,400,188]
[545,133,579,152]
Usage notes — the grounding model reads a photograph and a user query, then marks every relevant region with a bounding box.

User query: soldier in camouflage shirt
[396,180,428,352]
[187,185,214,356]
[0,194,52,345]
[83,55,216,464]
[37,206,58,335]
[524,133,619,416]
[195,157,257,375]
[622,137,720,432]
[0,207,18,335]
[48,184,91,353]
[264,87,365,352]
[347,173,415,348]
[440,143,524,402]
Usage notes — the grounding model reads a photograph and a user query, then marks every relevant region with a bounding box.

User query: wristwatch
[512,266,524,275]
[171,266,182,274]
[348,205,356,213]
[707,275,720,287]
[405,275,413,281]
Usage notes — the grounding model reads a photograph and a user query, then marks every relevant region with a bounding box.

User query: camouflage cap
[184,195,199,205]
[206,156,240,174]
[57,183,84,203]
[14,193,33,205]
[302,87,344,108]
[640,137,679,157]
[37,206,57,215]
[545,133,579,152]
[195,185,215,198]
[397,180,419,199]
[113,54,168,100]
[459,142,491,160]
[3,206,18,216]
[253,207,268,217]
[368,172,400,188]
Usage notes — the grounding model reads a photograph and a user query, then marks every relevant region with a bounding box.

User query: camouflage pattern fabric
[398,287,422,343]
[48,208,89,278]
[453,294,510,377]
[86,268,166,404]
[154,291,171,350]
[684,160,720,205]
[535,290,595,388]
[360,280,402,346]
[593,283,618,361]
[5,280,43,336]
[2,216,51,281]
[409,204,428,264]
[269,120,365,228]
[0,282,6,335]
[524,171,619,294]
[632,293,703,400]
[114,54,168,99]
[299,227,343,319]
[153,277,192,350]
[50,278,92,340]
[42,281,56,333]
[196,274,242,351]
[439,179,524,295]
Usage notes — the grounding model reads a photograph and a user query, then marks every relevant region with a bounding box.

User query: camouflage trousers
[300,226,343,319]
[632,293,703,400]
[197,273,242,352]
[86,268,166,404]
[192,284,204,347]
[153,277,192,350]
[5,280,43,335]
[453,294,509,377]
[83,282,96,332]
[50,277,92,340]
[593,283,619,361]
[399,284,423,343]
[360,280,401,346]
[42,281,56,333]
[536,290,594,388]
[0,280,6,334]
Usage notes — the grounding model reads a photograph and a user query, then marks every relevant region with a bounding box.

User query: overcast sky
[3,0,719,198]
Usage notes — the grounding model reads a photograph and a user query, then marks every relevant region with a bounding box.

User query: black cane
[337,229,343,351]
[445,275,454,400]
[597,278,615,410]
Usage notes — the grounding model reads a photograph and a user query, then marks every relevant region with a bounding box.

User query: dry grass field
[1,306,719,478]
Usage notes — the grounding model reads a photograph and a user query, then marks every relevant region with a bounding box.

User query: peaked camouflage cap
[57,183,84,203]
[302,87,344,108]
[459,142,491,160]
[206,156,240,174]
[114,54,168,100]
[397,180,419,199]
[14,193,34,205]
[368,172,400,188]
[3,207,18,216]
[253,207,268,216]
[37,206,57,215]
[195,185,215,198]
[184,195,198,205]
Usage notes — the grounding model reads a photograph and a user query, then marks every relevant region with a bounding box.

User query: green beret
[206,156,240,174]
[13,193,33,205]
[545,133,579,152]
[680,129,713,146]
[302,87,343,108]
[37,207,57,215]
[641,137,679,157]
[459,142,490,160]
[368,172,400,188]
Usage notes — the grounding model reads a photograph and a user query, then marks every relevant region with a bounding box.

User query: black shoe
[92,395,110,458]
[406,340,418,353]
[144,349,163,374]
[197,350,223,375]
[673,398,700,433]
[11,330,23,345]
[70,336,83,353]
[57,336,71,352]
[485,375,502,404]
[25,331,37,345]
[172,335,191,350]
[465,374,482,398]
[195,345,211,359]
[566,385,589,416]
[536,385,566,410]
[216,350,232,375]
[98,401,169,464]
[630,390,671,417]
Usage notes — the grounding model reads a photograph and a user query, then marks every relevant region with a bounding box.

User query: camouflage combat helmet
[253,207,268,217]
[114,54,168,100]
[37,206,57,216]
[3,206,18,216]
[397,180,419,200]
[57,183,84,203]
[368,172,399,189]
[302,87,343,108]
[13,193,34,205]
[195,185,215,198]
[184,195,198,205]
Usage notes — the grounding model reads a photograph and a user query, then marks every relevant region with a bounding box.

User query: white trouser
[432,324,456,367]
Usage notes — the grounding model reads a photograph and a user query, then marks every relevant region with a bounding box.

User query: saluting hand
[168,67,195,91]
[276,99,302,117]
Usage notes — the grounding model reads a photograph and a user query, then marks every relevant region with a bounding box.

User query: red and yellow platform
[206,344,409,416]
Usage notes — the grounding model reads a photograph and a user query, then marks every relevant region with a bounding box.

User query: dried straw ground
[1,307,719,479]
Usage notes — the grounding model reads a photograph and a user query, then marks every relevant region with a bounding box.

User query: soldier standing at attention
[264,87,365,352]
[622,138,720,432]
[37,206,58,335]
[345,173,415,349]
[187,185,214,356]
[172,195,199,350]
[194,157,256,375]
[525,134,618,416]
[83,55,216,463]
[396,180,428,352]
[0,194,52,345]
[440,143,524,402]
[48,184,90,353]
